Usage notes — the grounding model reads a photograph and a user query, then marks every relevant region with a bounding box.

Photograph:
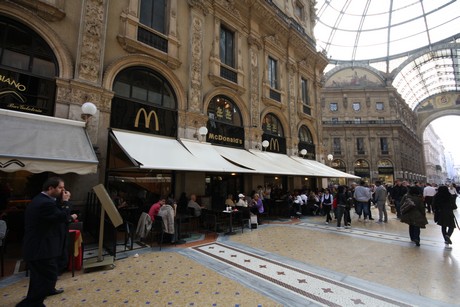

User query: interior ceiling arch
[314,0,460,110]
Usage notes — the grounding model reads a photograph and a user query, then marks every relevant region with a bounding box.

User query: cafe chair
[149,215,165,250]
[67,230,77,277]
[203,213,224,238]
[0,220,7,277]
[238,208,252,233]
[187,207,200,233]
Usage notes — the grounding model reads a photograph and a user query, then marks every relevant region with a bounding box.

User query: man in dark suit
[17,177,76,307]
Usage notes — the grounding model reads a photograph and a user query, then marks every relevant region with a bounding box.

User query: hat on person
[238,193,245,198]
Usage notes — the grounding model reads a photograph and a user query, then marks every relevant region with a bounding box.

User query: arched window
[206,95,244,147]
[298,125,315,159]
[262,113,283,137]
[111,67,177,136]
[299,126,313,144]
[354,159,370,181]
[262,113,286,153]
[113,67,176,109]
[207,95,242,126]
[0,16,58,116]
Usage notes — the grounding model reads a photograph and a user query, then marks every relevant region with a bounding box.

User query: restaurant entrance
[205,174,243,211]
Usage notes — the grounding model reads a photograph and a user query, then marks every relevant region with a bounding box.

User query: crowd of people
[283,180,458,249]
[13,177,459,306]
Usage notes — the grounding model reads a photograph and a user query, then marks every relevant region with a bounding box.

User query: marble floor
[1,206,459,306]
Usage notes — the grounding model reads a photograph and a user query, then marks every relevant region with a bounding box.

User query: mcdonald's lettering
[269,138,280,152]
[134,108,159,131]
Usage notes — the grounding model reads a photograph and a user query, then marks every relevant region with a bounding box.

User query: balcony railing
[323,120,401,125]
[138,27,168,53]
[220,65,238,83]
[269,89,281,102]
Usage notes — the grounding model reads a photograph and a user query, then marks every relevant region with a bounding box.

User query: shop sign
[0,68,54,115]
[111,99,177,137]
[206,123,244,148]
[378,167,394,174]
[262,134,286,154]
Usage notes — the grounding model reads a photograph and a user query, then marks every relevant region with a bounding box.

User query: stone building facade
[320,64,425,185]
[0,0,331,210]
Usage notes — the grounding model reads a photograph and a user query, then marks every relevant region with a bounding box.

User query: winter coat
[400,194,428,228]
[432,194,456,228]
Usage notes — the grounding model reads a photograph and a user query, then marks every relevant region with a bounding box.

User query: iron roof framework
[314,0,460,110]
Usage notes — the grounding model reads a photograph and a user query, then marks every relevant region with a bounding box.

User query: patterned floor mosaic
[1,207,458,306]
[193,242,411,307]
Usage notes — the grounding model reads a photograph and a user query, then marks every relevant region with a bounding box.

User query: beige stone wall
[321,65,425,183]
[2,0,328,198]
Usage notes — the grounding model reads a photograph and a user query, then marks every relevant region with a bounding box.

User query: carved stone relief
[288,65,296,137]
[249,41,260,128]
[188,15,204,112]
[77,0,106,84]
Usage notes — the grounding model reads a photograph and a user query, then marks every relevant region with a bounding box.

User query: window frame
[356,137,365,154]
[268,56,278,89]
[300,77,311,115]
[330,102,338,112]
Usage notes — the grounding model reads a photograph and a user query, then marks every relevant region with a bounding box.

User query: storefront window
[262,113,286,153]
[298,125,315,159]
[0,16,58,116]
[206,95,244,147]
[111,67,177,136]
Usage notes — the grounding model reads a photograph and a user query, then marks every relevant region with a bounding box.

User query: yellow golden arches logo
[269,138,280,151]
[134,108,159,131]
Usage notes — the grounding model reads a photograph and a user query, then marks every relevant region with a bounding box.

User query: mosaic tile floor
[1,207,458,306]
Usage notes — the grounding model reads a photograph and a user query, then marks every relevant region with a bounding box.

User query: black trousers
[17,258,58,307]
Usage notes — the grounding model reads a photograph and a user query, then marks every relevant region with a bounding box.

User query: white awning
[249,150,313,175]
[249,150,360,178]
[212,145,287,174]
[291,156,360,179]
[111,130,250,173]
[0,109,98,174]
[179,139,253,173]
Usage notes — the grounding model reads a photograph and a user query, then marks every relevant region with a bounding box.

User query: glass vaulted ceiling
[314,0,460,110]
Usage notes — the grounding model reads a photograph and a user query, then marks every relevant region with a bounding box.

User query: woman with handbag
[400,186,428,246]
[432,185,457,249]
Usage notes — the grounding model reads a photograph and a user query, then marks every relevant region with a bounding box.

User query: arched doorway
[377,159,394,184]
[354,159,370,183]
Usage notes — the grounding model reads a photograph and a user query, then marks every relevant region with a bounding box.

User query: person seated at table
[157,199,177,243]
[307,190,321,215]
[225,194,235,208]
[236,193,248,207]
[112,190,128,209]
[250,193,264,215]
[148,197,165,222]
[188,194,205,217]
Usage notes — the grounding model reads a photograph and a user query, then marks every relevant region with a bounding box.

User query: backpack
[400,196,416,214]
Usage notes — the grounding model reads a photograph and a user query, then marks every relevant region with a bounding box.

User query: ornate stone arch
[0,4,74,79]
[417,108,460,138]
[103,54,186,111]
[202,87,250,128]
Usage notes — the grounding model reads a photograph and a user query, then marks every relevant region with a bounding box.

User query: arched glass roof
[314,0,460,110]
